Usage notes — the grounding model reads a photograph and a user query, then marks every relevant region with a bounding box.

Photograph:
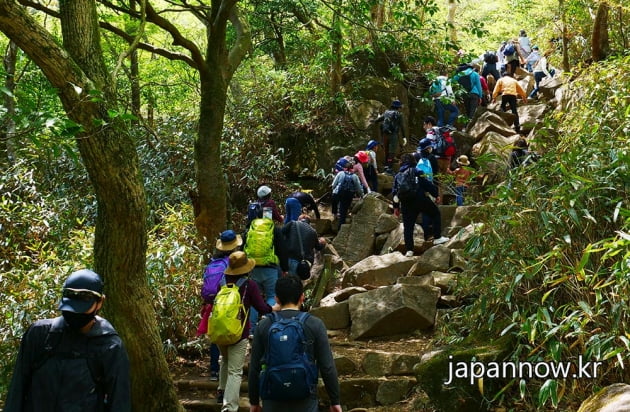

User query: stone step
[181,396,250,411]
[176,376,417,410]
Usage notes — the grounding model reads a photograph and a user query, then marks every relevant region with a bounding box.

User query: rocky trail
[172,69,567,412]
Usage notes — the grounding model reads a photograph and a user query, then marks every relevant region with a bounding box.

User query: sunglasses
[62,288,103,301]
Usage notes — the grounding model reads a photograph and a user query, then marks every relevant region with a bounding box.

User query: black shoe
[210,371,219,381]
[216,389,224,404]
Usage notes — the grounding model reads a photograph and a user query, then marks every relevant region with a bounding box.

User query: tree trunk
[559,0,570,71]
[330,0,343,96]
[592,2,609,62]
[447,0,457,43]
[1,40,17,165]
[129,0,141,118]
[0,1,182,410]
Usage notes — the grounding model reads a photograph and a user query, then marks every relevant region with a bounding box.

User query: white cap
[257,185,272,198]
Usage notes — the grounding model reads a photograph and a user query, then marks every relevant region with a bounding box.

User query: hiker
[248,185,283,226]
[331,156,353,217]
[211,251,276,412]
[392,153,450,257]
[372,99,406,173]
[281,214,326,280]
[474,65,491,106]
[352,151,371,194]
[415,138,438,183]
[504,39,524,75]
[286,191,320,221]
[5,269,131,412]
[518,29,532,58]
[197,230,244,382]
[422,116,453,179]
[497,41,508,73]
[284,197,302,224]
[492,72,528,133]
[447,155,474,206]
[529,49,554,98]
[482,50,501,85]
[453,63,483,120]
[430,75,459,128]
[509,138,538,168]
[248,275,342,412]
[243,216,288,337]
[365,140,381,192]
[524,45,541,72]
[331,160,363,228]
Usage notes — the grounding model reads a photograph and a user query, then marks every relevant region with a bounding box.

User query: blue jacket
[454,68,483,97]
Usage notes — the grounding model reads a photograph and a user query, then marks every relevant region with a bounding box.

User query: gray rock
[375,213,400,234]
[432,271,457,294]
[342,252,418,287]
[397,275,434,286]
[334,355,358,376]
[408,245,451,276]
[348,284,440,339]
[376,378,415,405]
[309,301,350,330]
[578,383,630,412]
[362,351,422,376]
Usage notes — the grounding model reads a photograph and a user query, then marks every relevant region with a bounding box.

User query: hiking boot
[433,236,450,245]
[216,389,224,404]
[405,251,414,257]
[210,371,219,381]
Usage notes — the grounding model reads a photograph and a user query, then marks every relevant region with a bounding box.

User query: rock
[432,271,457,294]
[375,213,399,234]
[578,383,630,412]
[397,274,434,286]
[438,295,460,308]
[376,378,415,405]
[309,301,350,330]
[342,252,418,288]
[348,284,440,339]
[447,223,483,250]
[362,351,422,376]
[334,355,358,376]
[465,110,514,141]
[471,132,520,178]
[311,218,333,236]
[408,245,451,276]
[332,195,389,265]
[320,286,368,307]
[517,103,548,133]
[321,377,380,408]
[374,233,388,254]
[450,249,468,272]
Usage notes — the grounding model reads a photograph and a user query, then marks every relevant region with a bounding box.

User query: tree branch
[226,6,251,78]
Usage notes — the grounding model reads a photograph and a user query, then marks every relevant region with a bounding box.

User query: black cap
[58,269,104,313]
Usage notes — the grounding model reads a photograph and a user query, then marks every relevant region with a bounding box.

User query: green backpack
[244,218,279,266]
[208,276,249,345]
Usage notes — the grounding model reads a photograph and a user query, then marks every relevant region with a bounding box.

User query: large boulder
[362,351,422,376]
[342,252,418,287]
[309,301,350,330]
[578,383,630,412]
[471,131,520,178]
[348,284,440,339]
[408,245,451,276]
[465,110,514,142]
[517,103,548,133]
[332,194,389,265]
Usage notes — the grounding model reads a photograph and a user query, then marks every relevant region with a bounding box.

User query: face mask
[62,309,97,330]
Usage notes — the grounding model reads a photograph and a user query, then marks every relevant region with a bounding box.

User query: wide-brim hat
[58,269,104,313]
[216,230,243,251]
[457,155,471,166]
[224,251,256,275]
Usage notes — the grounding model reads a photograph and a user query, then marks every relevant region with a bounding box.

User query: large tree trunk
[447,0,457,43]
[330,0,343,96]
[0,1,183,410]
[559,0,570,71]
[592,2,609,62]
[1,40,17,165]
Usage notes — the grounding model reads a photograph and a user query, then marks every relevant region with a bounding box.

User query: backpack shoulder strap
[295,311,310,324]
[219,275,227,288]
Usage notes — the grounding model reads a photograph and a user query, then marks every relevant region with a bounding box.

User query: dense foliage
[451,53,629,409]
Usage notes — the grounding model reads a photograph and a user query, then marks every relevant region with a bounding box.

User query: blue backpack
[260,312,318,401]
[246,201,263,227]
[416,157,434,182]
[504,43,516,56]
[201,257,229,302]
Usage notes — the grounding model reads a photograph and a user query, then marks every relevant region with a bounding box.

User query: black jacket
[392,163,439,208]
[5,316,131,412]
[281,221,323,263]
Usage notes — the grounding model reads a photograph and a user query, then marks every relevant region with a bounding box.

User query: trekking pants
[500,95,520,131]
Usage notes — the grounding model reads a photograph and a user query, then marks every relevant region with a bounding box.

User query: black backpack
[382,110,401,134]
[484,51,498,64]
[395,167,418,201]
[457,72,473,92]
